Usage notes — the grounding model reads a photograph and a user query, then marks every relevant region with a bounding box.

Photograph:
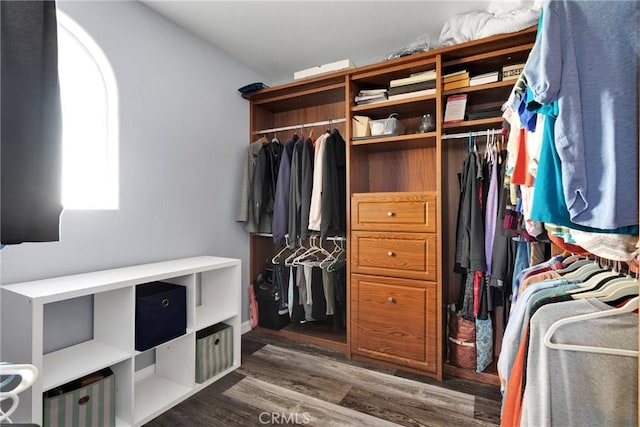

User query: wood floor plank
[237,351,352,403]
[394,369,501,401]
[145,373,263,427]
[341,386,498,427]
[224,376,401,427]
[251,344,477,417]
[243,330,398,375]
[473,396,502,425]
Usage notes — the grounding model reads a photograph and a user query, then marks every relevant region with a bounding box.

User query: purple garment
[484,151,499,275]
[272,136,297,245]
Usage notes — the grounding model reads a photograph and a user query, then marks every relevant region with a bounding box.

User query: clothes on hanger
[524,0,638,231]
[498,253,638,427]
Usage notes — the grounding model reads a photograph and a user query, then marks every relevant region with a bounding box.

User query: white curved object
[543,297,639,357]
[0,363,38,422]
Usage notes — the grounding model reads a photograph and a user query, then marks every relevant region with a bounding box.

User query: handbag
[448,309,477,370]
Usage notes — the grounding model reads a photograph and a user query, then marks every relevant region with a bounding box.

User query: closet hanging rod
[441,129,502,140]
[254,118,346,135]
[254,233,346,241]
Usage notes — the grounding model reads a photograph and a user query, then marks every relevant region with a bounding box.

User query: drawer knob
[387,297,394,303]
[387,251,394,257]
[387,211,394,217]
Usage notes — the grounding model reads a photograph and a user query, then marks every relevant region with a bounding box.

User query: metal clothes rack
[254,232,346,241]
[254,118,346,135]
[441,129,502,140]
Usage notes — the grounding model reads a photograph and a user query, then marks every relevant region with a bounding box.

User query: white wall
[0,1,261,350]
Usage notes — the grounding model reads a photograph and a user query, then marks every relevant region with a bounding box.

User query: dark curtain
[1,0,63,244]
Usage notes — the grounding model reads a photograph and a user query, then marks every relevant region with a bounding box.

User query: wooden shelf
[253,83,345,112]
[444,361,500,387]
[442,117,503,132]
[351,132,437,151]
[353,93,437,111]
[442,43,534,68]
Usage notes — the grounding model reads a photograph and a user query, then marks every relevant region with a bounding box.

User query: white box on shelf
[294,59,355,80]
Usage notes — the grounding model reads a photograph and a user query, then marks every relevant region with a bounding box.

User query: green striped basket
[195,323,233,383]
[43,368,115,427]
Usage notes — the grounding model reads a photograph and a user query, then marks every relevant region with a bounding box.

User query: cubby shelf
[1,256,241,426]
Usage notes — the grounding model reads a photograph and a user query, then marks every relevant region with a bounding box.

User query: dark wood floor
[145,329,501,426]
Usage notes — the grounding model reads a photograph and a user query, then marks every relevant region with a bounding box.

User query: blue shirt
[524,1,638,229]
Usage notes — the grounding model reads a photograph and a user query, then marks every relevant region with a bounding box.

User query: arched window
[57,13,118,209]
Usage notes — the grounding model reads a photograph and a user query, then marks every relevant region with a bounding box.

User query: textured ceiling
[141,1,492,85]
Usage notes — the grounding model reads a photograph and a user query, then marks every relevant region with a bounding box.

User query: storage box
[195,323,233,383]
[294,59,355,80]
[370,114,405,136]
[135,281,186,351]
[352,115,371,137]
[43,368,115,427]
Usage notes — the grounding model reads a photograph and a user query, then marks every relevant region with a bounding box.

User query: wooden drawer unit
[350,274,437,371]
[352,192,437,232]
[351,231,437,281]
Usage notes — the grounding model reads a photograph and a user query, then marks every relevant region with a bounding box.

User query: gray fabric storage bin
[43,368,115,427]
[195,323,233,383]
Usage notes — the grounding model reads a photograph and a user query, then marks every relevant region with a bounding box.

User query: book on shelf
[502,63,525,81]
[466,110,503,120]
[387,80,436,96]
[465,101,504,121]
[387,88,436,101]
[443,78,470,91]
[469,71,500,86]
[443,94,468,124]
[443,70,469,83]
[466,101,504,113]
[389,69,437,88]
[355,95,387,105]
[355,88,388,104]
[358,88,388,96]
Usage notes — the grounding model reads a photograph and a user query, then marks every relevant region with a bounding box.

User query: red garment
[473,271,483,317]
[547,233,589,256]
[510,129,529,185]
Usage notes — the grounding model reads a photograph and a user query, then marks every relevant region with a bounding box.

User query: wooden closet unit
[243,26,537,383]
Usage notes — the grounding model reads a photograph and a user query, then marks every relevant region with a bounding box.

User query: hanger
[272,235,292,264]
[555,257,592,275]
[568,269,622,295]
[484,129,493,162]
[327,238,346,272]
[576,264,638,302]
[293,234,333,266]
[597,279,639,303]
[319,238,343,269]
[561,259,603,280]
[543,296,638,357]
[260,135,268,144]
[285,237,307,266]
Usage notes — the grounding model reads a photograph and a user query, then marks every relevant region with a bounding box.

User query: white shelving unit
[1,256,242,426]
